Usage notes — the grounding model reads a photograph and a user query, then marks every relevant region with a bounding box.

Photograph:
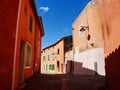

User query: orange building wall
[0,0,19,90]
[34,23,42,73]
[0,0,43,90]
[97,0,120,55]
[97,0,120,90]
[14,0,36,89]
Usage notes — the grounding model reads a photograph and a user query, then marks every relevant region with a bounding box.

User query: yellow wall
[72,1,104,53]
[54,40,64,73]
[41,40,65,74]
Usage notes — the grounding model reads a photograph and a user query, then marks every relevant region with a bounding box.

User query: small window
[52,53,54,60]
[25,43,32,67]
[29,16,33,32]
[24,5,28,16]
[46,65,48,71]
[43,65,46,70]
[48,55,50,60]
[49,64,55,70]
[43,56,46,61]
[52,64,55,70]
[57,49,60,54]
[49,64,52,70]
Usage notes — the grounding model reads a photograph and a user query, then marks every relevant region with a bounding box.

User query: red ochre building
[97,0,120,90]
[0,0,44,90]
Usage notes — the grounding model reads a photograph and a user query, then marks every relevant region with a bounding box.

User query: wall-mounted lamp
[80,25,89,32]
[79,25,91,41]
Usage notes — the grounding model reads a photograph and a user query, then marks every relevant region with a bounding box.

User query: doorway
[57,61,60,72]
[19,41,25,83]
[70,60,72,74]
[61,64,63,72]
[94,62,98,75]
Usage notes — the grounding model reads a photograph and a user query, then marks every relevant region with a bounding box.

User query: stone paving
[21,74,107,90]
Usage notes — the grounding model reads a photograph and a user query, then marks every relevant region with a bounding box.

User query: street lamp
[80,25,90,41]
[80,25,91,48]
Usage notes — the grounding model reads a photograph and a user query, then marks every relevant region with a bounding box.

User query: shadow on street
[21,74,107,90]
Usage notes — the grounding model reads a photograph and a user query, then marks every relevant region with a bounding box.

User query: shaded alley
[21,74,107,90]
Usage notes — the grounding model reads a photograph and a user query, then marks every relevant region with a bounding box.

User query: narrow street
[21,74,107,90]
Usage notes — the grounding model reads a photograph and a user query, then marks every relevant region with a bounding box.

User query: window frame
[25,42,32,68]
[57,49,60,54]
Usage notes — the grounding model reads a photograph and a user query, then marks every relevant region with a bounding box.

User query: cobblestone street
[21,74,107,90]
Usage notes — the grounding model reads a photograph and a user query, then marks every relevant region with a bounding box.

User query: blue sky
[35,0,90,49]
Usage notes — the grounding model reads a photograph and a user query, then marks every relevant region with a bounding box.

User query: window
[43,65,46,70]
[49,64,55,70]
[52,64,55,70]
[24,5,28,16]
[57,49,60,54]
[52,53,54,60]
[25,43,32,67]
[49,64,52,70]
[48,55,50,60]
[43,56,46,61]
[46,65,48,71]
[29,16,33,32]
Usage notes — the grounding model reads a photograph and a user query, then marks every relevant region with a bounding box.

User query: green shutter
[48,55,50,60]
[49,64,52,70]
[43,56,46,61]
[52,64,55,70]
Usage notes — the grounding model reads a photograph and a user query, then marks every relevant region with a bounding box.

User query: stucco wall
[74,48,105,75]
[72,1,104,52]
[34,23,41,74]
[97,0,120,55]
[41,40,65,74]
[14,1,35,88]
[0,0,43,89]
[0,0,19,90]
[41,46,56,74]
[14,0,42,89]
[55,40,64,73]
[65,50,73,64]
[65,49,73,73]
[41,36,72,74]
[72,1,105,76]
[97,0,120,89]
